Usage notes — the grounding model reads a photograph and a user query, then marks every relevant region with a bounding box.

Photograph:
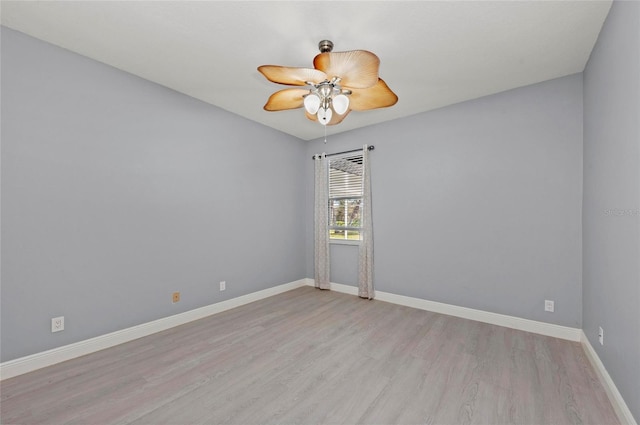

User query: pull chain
[324,125,327,144]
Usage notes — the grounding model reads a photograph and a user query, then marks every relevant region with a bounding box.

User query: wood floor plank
[1,287,620,425]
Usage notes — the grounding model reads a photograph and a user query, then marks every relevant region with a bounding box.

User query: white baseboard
[304,279,582,341]
[0,279,308,381]
[581,331,638,425]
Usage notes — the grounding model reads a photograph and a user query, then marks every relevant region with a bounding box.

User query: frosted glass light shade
[304,94,321,114]
[317,107,332,125]
[332,94,350,115]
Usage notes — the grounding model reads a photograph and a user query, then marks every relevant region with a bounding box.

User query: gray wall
[583,1,640,421]
[1,27,306,362]
[306,74,584,328]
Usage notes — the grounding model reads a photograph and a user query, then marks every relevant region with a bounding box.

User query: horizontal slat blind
[329,154,363,198]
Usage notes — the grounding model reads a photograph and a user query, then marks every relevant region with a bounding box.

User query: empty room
[1,1,638,424]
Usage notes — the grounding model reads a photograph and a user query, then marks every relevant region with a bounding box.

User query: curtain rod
[311,145,374,160]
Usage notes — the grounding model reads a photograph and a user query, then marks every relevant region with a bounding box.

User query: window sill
[329,239,361,246]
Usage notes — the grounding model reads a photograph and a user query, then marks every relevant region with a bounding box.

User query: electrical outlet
[598,326,604,345]
[544,300,555,312]
[172,292,180,303]
[220,281,226,291]
[51,316,64,333]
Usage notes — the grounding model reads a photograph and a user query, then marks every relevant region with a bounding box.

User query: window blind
[329,154,363,198]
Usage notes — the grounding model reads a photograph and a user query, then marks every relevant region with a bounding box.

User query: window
[328,153,363,241]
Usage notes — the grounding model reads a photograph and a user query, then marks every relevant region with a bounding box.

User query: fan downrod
[318,40,334,53]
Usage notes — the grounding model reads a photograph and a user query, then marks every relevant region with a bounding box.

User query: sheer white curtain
[358,145,374,299]
[314,153,330,290]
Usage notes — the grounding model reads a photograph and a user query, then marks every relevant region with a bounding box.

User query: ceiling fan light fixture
[318,107,332,125]
[332,94,350,115]
[304,93,321,114]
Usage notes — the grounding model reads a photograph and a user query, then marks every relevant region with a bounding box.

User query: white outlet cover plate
[51,316,65,332]
[544,300,555,312]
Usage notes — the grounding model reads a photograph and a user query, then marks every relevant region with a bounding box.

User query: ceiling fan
[258,40,398,126]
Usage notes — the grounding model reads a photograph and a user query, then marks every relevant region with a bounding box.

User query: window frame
[327,153,364,245]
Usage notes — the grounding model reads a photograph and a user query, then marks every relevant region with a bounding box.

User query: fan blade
[305,110,318,122]
[258,65,327,86]
[263,88,308,111]
[348,79,398,111]
[305,109,351,126]
[313,50,380,89]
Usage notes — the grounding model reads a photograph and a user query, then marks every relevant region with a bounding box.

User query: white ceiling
[1,1,612,141]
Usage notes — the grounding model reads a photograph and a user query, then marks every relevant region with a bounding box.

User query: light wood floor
[1,286,619,425]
